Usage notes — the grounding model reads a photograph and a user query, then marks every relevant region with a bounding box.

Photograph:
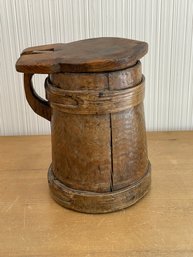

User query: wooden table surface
[0,131,193,257]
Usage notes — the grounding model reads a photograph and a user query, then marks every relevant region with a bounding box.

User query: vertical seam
[109,113,114,192]
[107,73,114,192]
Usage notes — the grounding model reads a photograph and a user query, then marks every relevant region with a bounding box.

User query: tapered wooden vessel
[16,37,151,213]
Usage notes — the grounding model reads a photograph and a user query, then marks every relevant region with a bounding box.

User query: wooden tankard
[16,37,151,213]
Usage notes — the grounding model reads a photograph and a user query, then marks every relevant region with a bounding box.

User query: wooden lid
[16,37,148,74]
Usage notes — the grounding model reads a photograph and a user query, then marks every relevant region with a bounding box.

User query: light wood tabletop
[0,131,193,257]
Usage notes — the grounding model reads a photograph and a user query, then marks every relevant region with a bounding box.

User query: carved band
[45,76,145,114]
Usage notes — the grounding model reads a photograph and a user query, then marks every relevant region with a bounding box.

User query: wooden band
[48,161,151,214]
[45,76,145,114]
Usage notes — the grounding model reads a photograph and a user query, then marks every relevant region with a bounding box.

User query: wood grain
[0,132,193,256]
[47,61,150,212]
[111,104,149,190]
[46,76,145,115]
[50,71,109,90]
[16,37,148,73]
[108,62,148,190]
[24,74,51,121]
[16,37,150,213]
[48,162,151,213]
[51,111,112,192]
[49,60,142,90]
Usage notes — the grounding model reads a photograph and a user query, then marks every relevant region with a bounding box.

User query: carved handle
[24,73,51,121]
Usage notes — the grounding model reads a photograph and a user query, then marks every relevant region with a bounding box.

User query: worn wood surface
[111,104,149,190]
[49,60,142,90]
[46,76,145,115]
[16,37,148,73]
[51,111,112,193]
[48,162,151,213]
[24,73,51,121]
[16,37,149,213]
[47,62,149,213]
[49,71,112,193]
[107,62,148,190]
[0,132,193,256]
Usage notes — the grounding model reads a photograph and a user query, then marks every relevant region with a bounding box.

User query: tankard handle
[24,73,51,121]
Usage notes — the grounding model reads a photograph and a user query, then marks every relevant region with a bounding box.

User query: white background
[0,0,193,135]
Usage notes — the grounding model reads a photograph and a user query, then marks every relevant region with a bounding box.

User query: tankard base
[48,163,151,214]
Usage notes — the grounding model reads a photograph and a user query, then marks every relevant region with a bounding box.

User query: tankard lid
[16,37,148,74]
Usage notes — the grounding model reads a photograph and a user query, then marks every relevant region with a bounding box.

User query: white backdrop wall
[0,0,193,135]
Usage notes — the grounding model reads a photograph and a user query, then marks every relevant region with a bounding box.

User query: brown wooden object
[16,37,151,213]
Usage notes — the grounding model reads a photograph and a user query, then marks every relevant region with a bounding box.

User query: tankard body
[16,37,151,213]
